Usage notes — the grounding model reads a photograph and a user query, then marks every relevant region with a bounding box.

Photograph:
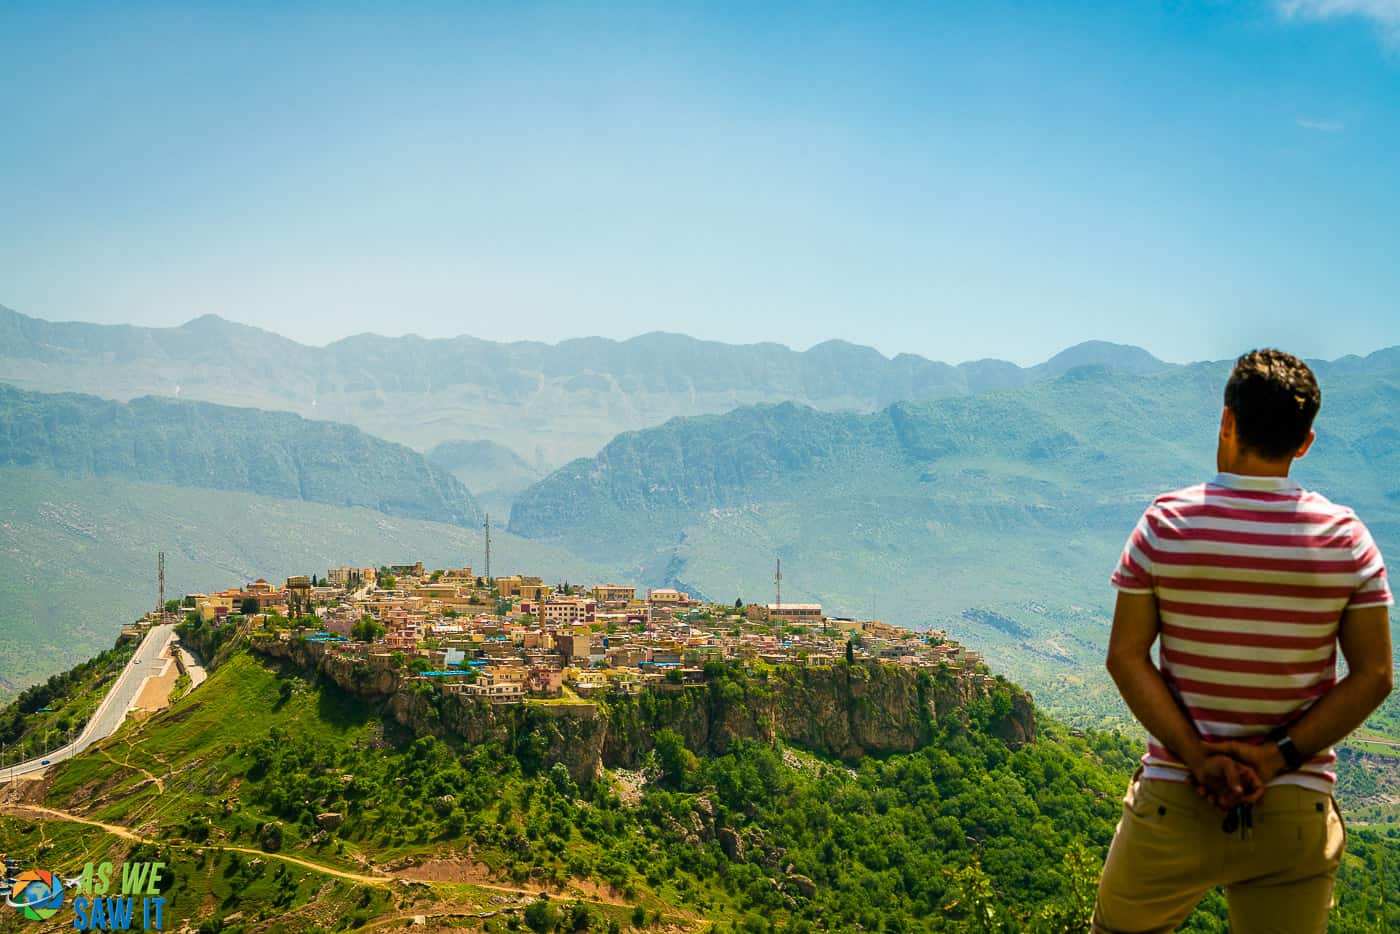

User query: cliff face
[251,637,1036,784]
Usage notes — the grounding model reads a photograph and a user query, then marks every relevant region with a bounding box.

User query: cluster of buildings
[182,563,997,705]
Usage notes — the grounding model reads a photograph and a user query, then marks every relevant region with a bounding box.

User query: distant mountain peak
[1033,340,1169,378]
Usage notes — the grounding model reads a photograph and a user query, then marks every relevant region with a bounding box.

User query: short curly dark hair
[1223,349,1321,460]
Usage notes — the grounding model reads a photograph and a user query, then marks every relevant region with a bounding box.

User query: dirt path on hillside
[1,803,683,917]
[1,804,386,886]
[96,748,165,793]
[398,858,629,905]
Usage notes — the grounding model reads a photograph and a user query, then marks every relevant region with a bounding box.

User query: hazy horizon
[12,301,1400,370]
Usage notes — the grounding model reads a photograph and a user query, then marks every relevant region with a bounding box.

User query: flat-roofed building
[647,588,691,605]
[592,584,636,606]
[751,603,824,625]
[542,598,596,626]
[557,632,592,664]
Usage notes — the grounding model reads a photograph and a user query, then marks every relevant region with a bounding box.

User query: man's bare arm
[1106,591,1212,775]
[1208,604,1393,784]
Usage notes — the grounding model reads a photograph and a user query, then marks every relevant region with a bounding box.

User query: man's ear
[1219,406,1235,440]
[1294,429,1316,460]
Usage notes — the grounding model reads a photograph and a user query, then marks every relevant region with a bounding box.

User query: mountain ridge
[0,383,483,527]
[2,304,1189,468]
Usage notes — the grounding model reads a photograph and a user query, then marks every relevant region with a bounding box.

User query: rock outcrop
[250,635,1035,784]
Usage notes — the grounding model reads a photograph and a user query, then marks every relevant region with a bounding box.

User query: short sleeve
[1111,508,1157,594]
[1347,519,1394,609]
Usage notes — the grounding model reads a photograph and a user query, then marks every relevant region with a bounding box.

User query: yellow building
[647,588,690,604]
[592,584,636,606]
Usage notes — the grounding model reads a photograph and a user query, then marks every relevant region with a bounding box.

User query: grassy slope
[0,466,614,699]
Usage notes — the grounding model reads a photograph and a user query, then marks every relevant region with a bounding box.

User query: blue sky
[1,1,1397,365]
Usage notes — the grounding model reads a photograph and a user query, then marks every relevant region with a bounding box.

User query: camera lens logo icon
[7,870,64,921]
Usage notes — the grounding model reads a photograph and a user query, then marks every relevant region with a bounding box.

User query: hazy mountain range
[1,304,1172,471]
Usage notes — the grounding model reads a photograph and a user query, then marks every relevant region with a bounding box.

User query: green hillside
[0,304,1168,470]
[509,362,1400,731]
[0,466,610,698]
[0,383,482,527]
[3,637,1398,931]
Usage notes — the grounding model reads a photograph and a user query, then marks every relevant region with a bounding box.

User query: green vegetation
[350,617,386,642]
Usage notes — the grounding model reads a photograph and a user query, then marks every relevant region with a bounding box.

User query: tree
[942,858,1002,933]
[351,618,386,642]
[310,574,318,587]
[1033,843,1099,933]
[257,822,284,853]
[567,901,593,932]
[652,729,697,790]
[524,898,558,933]
[735,598,744,609]
[846,640,855,665]
[241,597,261,616]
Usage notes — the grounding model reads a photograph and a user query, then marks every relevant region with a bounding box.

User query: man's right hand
[1202,740,1285,794]
[1189,753,1265,809]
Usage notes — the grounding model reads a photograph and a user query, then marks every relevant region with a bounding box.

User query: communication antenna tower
[484,513,492,582]
[774,558,782,610]
[157,551,166,623]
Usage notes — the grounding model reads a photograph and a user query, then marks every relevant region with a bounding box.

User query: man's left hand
[1189,752,1265,810]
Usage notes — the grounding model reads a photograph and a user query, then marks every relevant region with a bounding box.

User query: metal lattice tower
[774,558,782,610]
[484,513,492,582]
[157,550,166,623]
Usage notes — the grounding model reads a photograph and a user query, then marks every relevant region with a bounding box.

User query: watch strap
[1267,725,1306,772]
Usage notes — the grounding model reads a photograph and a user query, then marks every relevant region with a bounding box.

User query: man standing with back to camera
[1092,349,1393,933]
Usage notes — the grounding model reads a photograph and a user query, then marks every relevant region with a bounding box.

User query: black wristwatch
[1267,725,1306,772]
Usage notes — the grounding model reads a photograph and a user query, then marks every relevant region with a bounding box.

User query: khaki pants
[1093,774,1346,933]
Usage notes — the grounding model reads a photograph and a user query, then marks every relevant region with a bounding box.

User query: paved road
[1,623,174,782]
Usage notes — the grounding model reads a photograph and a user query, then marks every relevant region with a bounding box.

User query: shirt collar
[1210,472,1302,493]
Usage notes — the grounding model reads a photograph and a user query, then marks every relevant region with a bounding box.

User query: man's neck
[1218,454,1293,478]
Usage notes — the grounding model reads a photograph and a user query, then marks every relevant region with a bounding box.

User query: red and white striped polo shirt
[1111,472,1393,793]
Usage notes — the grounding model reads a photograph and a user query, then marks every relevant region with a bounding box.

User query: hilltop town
[172,562,999,707]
